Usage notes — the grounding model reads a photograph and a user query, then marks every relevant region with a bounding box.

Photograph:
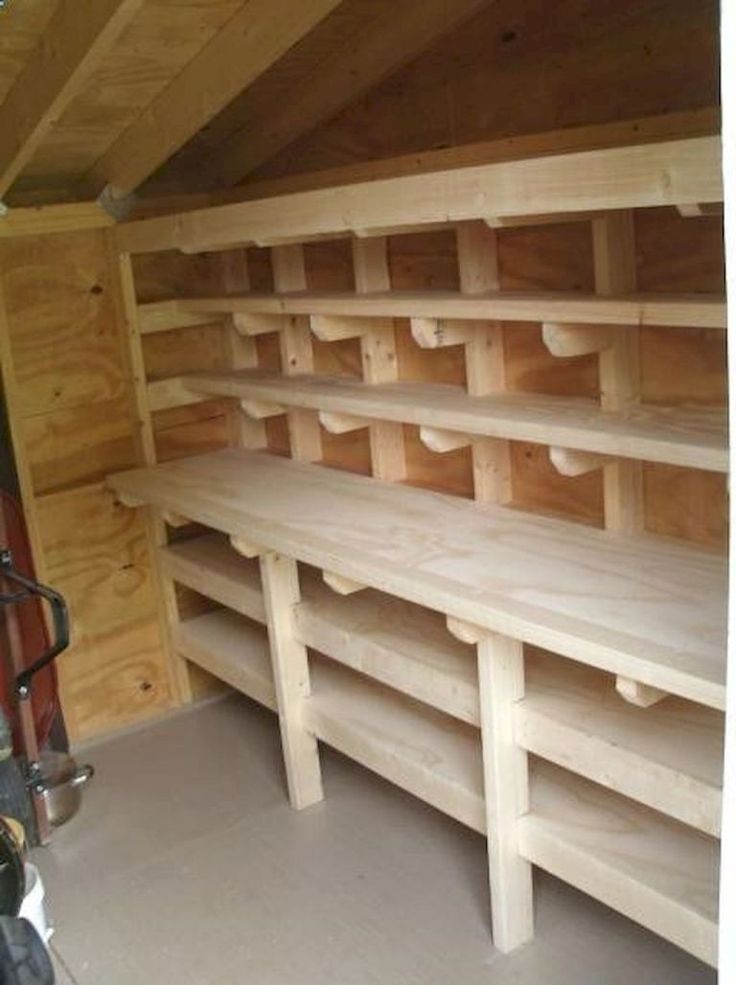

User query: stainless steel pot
[38,752,93,828]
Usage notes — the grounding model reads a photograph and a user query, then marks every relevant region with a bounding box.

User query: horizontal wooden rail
[163,290,727,330]
[116,136,723,254]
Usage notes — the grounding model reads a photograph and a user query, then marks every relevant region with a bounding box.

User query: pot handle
[70,764,94,789]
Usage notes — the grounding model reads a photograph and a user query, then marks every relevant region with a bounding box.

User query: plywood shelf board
[173,609,276,712]
[175,290,726,330]
[306,654,486,833]
[520,760,719,966]
[181,370,728,472]
[116,136,723,254]
[159,534,265,623]
[107,449,727,709]
[519,651,723,837]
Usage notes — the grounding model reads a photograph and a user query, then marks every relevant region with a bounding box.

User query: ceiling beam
[0,0,145,200]
[207,0,493,189]
[85,0,345,199]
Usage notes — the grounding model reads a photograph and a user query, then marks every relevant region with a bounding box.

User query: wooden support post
[593,212,644,533]
[260,552,323,809]
[272,245,322,462]
[456,221,512,504]
[112,246,192,704]
[447,617,533,951]
[222,253,267,451]
[353,237,406,481]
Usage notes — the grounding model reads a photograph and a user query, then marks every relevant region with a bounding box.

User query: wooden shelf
[297,583,479,725]
[162,534,723,835]
[179,370,728,472]
[518,652,723,837]
[107,449,727,710]
[306,654,486,833]
[116,135,722,254]
[172,599,719,965]
[161,534,265,623]
[171,289,726,330]
[520,760,719,966]
[173,609,276,712]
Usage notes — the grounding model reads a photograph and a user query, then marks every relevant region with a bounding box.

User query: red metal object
[0,492,58,753]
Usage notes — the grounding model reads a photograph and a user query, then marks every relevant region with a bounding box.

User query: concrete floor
[34,695,716,985]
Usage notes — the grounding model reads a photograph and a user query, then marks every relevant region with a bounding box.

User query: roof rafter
[85,0,345,199]
[0,0,145,200]
[206,0,493,189]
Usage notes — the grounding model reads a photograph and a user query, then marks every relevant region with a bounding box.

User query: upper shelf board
[179,370,728,473]
[106,449,727,710]
[116,135,722,254]
[170,291,727,331]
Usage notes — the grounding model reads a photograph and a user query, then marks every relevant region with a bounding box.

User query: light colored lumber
[318,411,369,434]
[232,313,286,337]
[594,211,644,535]
[616,676,668,708]
[178,289,726,330]
[230,535,263,559]
[0,202,113,239]
[0,0,144,197]
[410,318,475,349]
[296,587,478,725]
[322,571,367,596]
[160,510,189,529]
[517,651,723,837]
[154,533,724,835]
[519,760,719,967]
[240,398,285,420]
[106,449,727,709]
[134,109,719,216]
[476,634,533,950]
[549,447,610,477]
[542,323,615,357]
[179,371,729,472]
[272,244,322,462]
[85,0,343,196]
[137,300,222,336]
[304,655,485,834]
[419,427,472,454]
[210,0,490,186]
[147,377,201,413]
[456,220,511,505]
[117,136,723,254]
[159,535,265,624]
[310,314,372,342]
[353,237,406,482]
[260,551,323,810]
[173,610,275,711]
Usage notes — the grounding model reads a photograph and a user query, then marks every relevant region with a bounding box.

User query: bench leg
[260,551,323,809]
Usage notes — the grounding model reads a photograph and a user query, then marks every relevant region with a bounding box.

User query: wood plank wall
[0,229,176,740]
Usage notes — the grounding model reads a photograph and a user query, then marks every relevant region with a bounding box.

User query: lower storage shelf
[173,603,719,967]
[520,760,719,966]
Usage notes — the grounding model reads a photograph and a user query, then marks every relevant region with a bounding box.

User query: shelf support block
[419,427,472,454]
[411,317,475,349]
[318,411,370,434]
[549,447,610,477]
[322,570,367,596]
[230,535,263,559]
[542,323,615,358]
[232,313,285,336]
[310,314,373,342]
[240,398,285,419]
[616,676,668,708]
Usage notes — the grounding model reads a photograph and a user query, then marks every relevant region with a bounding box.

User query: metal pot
[38,753,93,828]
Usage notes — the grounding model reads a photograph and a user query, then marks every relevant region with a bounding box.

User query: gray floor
[34,695,716,985]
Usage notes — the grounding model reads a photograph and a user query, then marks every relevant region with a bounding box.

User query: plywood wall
[251,0,719,183]
[0,229,175,740]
